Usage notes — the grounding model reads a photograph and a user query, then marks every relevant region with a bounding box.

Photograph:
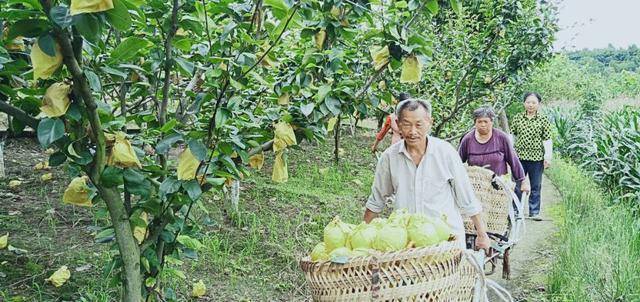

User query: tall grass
[546,159,640,301]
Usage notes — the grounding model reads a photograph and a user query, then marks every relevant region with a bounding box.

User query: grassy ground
[545,158,640,302]
[0,129,380,301]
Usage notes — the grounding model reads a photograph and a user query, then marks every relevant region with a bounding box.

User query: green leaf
[316,85,331,103]
[95,228,115,243]
[8,19,50,39]
[301,103,315,116]
[263,0,289,20]
[73,150,94,165]
[215,108,230,128]
[73,13,102,43]
[85,70,102,92]
[66,103,82,121]
[218,142,233,156]
[159,119,177,133]
[449,0,462,15]
[325,97,342,115]
[187,139,207,161]
[49,152,67,166]
[101,66,128,78]
[425,0,439,15]
[37,118,65,148]
[37,34,57,57]
[395,1,408,9]
[176,235,204,250]
[182,180,202,201]
[156,133,183,154]
[174,57,194,76]
[50,6,74,28]
[106,0,132,31]
[110,37,151,62]
[159,177,181,199]
[101,166,124,187]
[206,177,226,186]
[123,168,150,197]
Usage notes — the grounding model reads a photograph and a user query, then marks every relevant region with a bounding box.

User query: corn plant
[551,106,640,209]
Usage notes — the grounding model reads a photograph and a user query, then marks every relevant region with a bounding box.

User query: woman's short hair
[395,98,432,120]
[473,106,496,121]
[523,92,542,103]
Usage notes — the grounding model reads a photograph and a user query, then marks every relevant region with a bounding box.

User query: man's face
[397,106,432,148]
[474,117,493,135]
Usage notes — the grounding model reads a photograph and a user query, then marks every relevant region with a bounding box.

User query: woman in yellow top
[510,92,552,221]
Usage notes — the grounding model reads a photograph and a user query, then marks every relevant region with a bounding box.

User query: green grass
[545,158,640,302]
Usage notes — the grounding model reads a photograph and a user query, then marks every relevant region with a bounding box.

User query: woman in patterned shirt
[510,92,552,221]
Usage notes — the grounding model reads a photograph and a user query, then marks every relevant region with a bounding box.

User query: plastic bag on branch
[40,82,72,117]
[30,41,63,80]
[315,29,327,49]
[400,55,423,84]
[370,45,390,71]
[106,132,142,168]
[63,176,92,207]
[249,152,265,170]
[273,121,297,153]
[177,147,200,180]
[327,117,338,132]
[70,0,114,15]
[272,150,288,183]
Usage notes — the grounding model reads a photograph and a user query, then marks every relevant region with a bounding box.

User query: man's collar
[398,136,432,157]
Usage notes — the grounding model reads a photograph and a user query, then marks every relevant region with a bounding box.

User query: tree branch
[434,32,501,135]
[355,61,389,100]
[158,0,180,126]
[0,99,39,129]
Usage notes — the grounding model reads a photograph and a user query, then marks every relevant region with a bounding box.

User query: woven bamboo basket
[300,241,478,301]
[463,166,511,236]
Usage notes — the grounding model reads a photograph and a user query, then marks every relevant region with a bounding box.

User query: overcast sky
[553,0,640,51]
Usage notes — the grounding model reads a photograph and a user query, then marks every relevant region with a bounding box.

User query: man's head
[473,106,495,136]
[395,98,433,148]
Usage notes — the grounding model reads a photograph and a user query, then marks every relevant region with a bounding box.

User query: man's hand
[470,214,490,252]
[544,160,551,169]
[363,208,378,223]
[475,232,491,251]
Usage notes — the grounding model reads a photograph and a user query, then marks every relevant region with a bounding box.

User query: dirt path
[488,175,561,301]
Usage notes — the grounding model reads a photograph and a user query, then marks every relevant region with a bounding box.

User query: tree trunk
[101,187,142,302]
[0,133,6,179]
[224,179,240,212]
[349,116,356,136]
[334,115,341,163]
[497,109,511,133]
